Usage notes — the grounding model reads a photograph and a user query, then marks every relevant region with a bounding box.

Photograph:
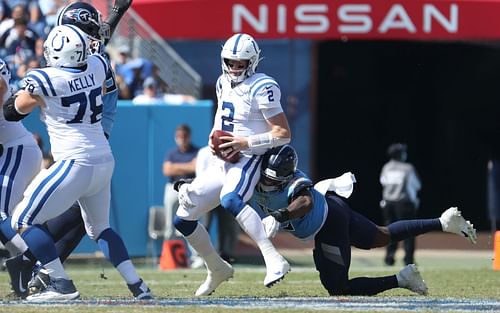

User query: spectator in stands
[132,76,161,105]
[162,124,199,239]
[0,16,39,57]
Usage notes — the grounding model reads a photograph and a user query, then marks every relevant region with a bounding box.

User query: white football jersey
[23,55,111,163]
[0,58,35,146]
[214,73,284,155]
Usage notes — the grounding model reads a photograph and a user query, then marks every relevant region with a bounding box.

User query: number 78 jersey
[23,54,111,162]
[214,73,284,156]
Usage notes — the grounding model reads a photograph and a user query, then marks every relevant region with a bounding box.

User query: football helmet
[56,2,109,42]
[221,33,261,84]
[261,145,298,188]
[43,25,89,68]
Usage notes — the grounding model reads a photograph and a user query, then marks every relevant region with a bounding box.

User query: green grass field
[0,249,499,313]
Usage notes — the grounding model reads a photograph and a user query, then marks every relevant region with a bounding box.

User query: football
[212,130,240,163]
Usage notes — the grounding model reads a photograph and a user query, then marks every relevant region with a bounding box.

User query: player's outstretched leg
[174,217,234,296]
[439,207,477,244]
[396,264,428,295]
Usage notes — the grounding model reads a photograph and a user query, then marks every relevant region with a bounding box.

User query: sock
[236,205,282,264]
[21,225,58,265]
[96,228,142,285]
[388,218,442,242]
[116,260,141,285]
[97,228,130,267]
[186,223,218,257]
[0,217,27,255]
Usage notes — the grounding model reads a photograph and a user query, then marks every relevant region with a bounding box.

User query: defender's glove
[104,0,133,42]
[262,216,280,238]
[269,208,290,223]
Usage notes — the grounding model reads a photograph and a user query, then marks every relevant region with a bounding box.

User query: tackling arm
[269,188,313,223]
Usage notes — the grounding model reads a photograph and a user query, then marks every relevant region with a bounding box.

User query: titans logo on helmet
[65,8,92,25]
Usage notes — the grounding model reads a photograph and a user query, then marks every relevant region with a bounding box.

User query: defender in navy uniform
[252,145,477,296]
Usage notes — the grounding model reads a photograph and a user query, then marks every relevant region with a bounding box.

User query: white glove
[178,183,195,209]
[262,215,280,238]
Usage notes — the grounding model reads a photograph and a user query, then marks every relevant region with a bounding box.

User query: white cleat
[264,257,291,288]
[195,261,234,296]
[397,264,428,296]
[439,207,477,244]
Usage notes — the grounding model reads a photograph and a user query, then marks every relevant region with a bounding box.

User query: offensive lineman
[3,24,151,301]
[173,33,292,296]
[253,145,477,296]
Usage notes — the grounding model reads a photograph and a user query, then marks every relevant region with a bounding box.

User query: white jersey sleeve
[248,75,283,119]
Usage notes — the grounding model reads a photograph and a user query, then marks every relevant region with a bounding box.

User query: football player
[3,24,151,302]
[0,58,42,266]
[173,33,291,296]
[253,145,477,296]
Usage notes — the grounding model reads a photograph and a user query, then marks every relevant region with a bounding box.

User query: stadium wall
[23,100,213,256]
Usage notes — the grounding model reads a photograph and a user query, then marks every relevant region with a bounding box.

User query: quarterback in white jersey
[174,33,291,297]
[4,25,151,301]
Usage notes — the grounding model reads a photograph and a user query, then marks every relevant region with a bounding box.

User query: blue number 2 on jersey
[221,101,234,132]
[61,86,102,124]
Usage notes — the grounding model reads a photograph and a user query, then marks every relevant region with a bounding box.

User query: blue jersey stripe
[232,34,243,54]
[241,155,263,199]
[32,70,56,96]
[233,155,258,195]
[28,160,74,225]
[4,146,23,214]
[0,147,13,215]
[25,74,48,96]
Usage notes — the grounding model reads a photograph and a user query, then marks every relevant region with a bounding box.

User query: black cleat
[127,279,153,300]
[6,254,34,299]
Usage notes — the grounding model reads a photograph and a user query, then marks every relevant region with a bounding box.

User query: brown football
[212,130,240,163]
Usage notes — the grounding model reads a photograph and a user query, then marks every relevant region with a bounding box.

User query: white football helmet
[221,33,261,84]
[43,25,89,68]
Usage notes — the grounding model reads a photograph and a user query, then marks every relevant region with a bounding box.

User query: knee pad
[220,192,245,216]
[173,216,197,236]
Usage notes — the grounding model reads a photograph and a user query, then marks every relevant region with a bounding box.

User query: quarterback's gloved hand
[173,178,194,192]
[262,215,280,238]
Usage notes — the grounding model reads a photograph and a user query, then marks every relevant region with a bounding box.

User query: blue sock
[21,225,58,265]
[388,218,442,242]
[220,192,245,216]
[0,217,16,242]
[97,228,130,267]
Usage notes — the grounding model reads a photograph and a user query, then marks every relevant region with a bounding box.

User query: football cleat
[439,207,477,244]
[5,254,33,299]
[264,256,291,287]
[397,264,428,295]
[195,261,234,296]
[26,278,79,301]
[127,278,153,300]
[28,268,50,294]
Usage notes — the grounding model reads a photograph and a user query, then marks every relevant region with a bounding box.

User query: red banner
[132,0,500,40]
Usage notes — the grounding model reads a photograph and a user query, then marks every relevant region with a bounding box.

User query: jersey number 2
[221,101,234,132]
[61,87,102,124]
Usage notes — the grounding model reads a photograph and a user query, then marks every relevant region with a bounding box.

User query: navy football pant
[313,194,398,295]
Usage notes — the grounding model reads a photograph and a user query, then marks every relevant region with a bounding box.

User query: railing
[92,0,202,98]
